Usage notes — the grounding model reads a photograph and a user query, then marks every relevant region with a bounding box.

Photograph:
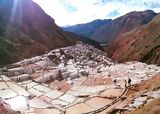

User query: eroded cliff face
[0,0,75,65]
[108,14,160,66]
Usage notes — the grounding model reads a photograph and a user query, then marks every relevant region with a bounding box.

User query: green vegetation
[140,45,160,63]
[0,37,17,65]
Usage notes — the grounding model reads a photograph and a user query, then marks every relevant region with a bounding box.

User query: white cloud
[33,0,160,26]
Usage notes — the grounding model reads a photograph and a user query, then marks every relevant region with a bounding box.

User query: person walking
[128,78,132,86]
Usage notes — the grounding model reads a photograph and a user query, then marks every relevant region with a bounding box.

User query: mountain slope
[91,10,157,43]
[0,0,75,65]
[65,31,103,50]
[63,19,112,38]
[108,14,160,65]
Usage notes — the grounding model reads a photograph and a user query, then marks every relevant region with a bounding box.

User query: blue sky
[33,0,160,26]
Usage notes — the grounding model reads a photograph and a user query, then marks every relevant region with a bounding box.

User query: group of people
[113,77,132,87]
[124,78,132,87]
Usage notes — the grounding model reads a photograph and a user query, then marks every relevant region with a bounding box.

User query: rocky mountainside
[108,14,160,66]
[0,0,76,65]
[91,10,157,43]
[63,19,111,38]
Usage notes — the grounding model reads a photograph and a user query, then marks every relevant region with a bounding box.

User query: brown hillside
[0,0,75,65]
[108,14,160,65]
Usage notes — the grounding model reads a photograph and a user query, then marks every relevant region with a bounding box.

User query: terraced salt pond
[0,44,160,114]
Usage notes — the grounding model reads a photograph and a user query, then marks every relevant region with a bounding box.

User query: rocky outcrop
[91,10,157,43]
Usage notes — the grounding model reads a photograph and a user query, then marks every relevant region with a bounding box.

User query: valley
[0,0,160,114]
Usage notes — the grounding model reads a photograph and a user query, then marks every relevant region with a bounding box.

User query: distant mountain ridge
[63,19,112,38]
[91,10,157,43]
[63,10,157,44]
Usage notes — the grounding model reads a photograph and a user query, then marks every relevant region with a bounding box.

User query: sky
[33,0,160,26]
